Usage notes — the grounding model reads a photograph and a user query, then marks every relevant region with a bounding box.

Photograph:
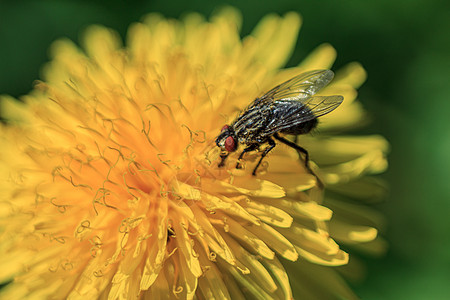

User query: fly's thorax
[233,105,271,142]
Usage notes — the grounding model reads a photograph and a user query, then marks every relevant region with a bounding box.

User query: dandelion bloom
[0,8,388,299]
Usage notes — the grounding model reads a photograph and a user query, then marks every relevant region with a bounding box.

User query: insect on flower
[216,69,343,186]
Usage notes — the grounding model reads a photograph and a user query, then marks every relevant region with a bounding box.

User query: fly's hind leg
[252,138,276,176]
[273,133,324,188]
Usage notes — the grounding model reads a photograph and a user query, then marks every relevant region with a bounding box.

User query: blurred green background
[1,0,449,299]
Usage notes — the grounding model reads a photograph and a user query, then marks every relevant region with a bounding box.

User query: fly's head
[215,125,238,154]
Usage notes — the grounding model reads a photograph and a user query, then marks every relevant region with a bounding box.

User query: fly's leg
[252,138,276,176]
[236,144,258,169]
[218,153,229,167]
[273,133,324,188]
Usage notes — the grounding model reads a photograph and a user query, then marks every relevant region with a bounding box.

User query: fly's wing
[253,70,343,136]
[260,95,344,137]
[256,69,335,105]
[233,69,342,138]
[302,95,344,118]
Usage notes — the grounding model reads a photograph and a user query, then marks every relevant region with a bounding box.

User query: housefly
[215,69,343,186]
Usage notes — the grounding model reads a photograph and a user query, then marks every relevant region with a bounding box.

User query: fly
[215,69,343,187]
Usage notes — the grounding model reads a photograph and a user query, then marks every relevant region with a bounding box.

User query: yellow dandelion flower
[0,7,388,300]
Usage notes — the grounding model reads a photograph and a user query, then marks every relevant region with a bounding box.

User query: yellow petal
[172,181,201,200]
[83,25,122,67]
[0,96,32,123]
[202,177,285,198]
[282,225,349,266]
[140,204,168,290]
[223,235,278,293]
[242,200,293,228]
[246,223,298,261]
[197,247,235,300]
[349,236,388,256]
[290,259,359,300]
[147,263,171,299]
[251,12,301,71]
[298,43,337,70]
[326,196,386,229]
[334,62,367,89]
[258,197,333,222]
[262,257,293,300]
[203,193,261,225]
[172,220,202,278]
[189,205,236,265]
[176,251,198,300]
[305,135,389,164]
[225,264,274,300]
[321,150,388,184]
[327,176,388,202]
[331,221,378,243]
[221,216,275,259]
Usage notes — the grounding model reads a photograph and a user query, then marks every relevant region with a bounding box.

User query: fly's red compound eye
[224,136,236,152]
[221,125,229,133]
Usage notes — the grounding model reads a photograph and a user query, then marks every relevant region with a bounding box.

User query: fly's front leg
[218,152,229,167]
[273,133,323,188]
[252,138,276,176]
[236,144,258,169]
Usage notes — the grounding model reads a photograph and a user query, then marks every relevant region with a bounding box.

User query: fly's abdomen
[279,118,318,135]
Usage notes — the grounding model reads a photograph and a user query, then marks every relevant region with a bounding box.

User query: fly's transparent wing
[258,69,335,104]
[232,69,342,139]
[302,95,344,118]
[260,95,343,137]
